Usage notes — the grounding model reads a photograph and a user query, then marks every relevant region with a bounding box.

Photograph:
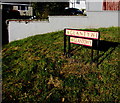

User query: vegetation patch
[2,27,120,102]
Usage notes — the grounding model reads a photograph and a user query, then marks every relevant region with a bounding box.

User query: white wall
[86,1,103,11]
[8,11,119,42]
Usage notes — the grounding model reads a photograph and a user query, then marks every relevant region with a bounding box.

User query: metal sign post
[91,41,94,63]
[68,36,71,57]
[64,29,67,55]
[96,31,100,67]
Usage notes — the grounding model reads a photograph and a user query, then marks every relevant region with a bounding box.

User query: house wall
[8,11,119,42]
[13,6,33,16]
[13,6,18,10]
[0,4,2,10]
[27,7,33,16]
[86,0,120,11]
[86,1,103,11]
[19,7,33,16]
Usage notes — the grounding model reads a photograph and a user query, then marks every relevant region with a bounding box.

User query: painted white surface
[69,0,86,9]
[86,1,103,11]
[8,11,119,42]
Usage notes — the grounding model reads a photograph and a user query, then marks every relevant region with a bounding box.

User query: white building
[0,2,33,16]
[69,0,86,10]
[86,0,120,11]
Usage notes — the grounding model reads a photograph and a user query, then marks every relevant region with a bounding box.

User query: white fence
[8,11,119,42]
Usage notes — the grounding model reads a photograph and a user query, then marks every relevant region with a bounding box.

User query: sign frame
[65,28,99,40]
[64,28,100,66]
[70,37,93,47]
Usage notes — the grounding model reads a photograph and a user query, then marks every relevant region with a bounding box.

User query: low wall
[8,11,119,42]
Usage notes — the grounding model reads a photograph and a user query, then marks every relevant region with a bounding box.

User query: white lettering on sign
[70,37,93,47]
[66,29,99,39]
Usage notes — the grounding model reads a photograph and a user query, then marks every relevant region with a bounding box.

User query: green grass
[2,27,120,102]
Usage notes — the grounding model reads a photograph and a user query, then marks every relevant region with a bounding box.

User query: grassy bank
[2,27,120,102]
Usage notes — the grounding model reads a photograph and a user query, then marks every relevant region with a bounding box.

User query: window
[18,6,28,10]
[76,0,80,4]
